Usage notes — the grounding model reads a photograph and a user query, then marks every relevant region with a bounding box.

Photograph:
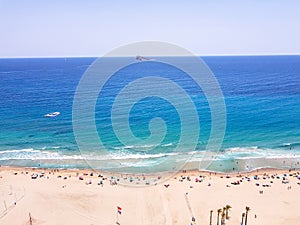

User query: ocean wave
[113,144,159,150]
[0,148,38,154]
[108,152,179,160]
[162,143,174,147]
[282,143,292,147]
[278,142,300,148]
[184,146,300,162]
[0,70,27,74]
[222,146,300,160]
[112,143,175,151]
[1,146,300,164]
[224,146,259,152]
[0,148,180,161]
[41,146,61,150]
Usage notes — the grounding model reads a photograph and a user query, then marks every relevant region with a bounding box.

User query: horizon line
[0,53,300,59]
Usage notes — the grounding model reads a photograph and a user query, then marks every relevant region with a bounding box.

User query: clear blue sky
[0,0,299,57]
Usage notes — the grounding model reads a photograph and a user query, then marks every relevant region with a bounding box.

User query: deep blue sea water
[0,56,300,172]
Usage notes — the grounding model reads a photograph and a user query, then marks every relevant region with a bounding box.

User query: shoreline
[2,148,300,174]
[0,164,297,175]
[0,164,295,174]
[1,164,300,191]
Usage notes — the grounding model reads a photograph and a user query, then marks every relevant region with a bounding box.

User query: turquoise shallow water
[0,56,300,172]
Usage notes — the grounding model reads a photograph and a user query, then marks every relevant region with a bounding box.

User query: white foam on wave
[1,146,300,166]
[107,152,179,160]
[113,144,159,150]
[0,148,82,161]
[183,146,300,162]
[219,146,300,160]
[117,160,163,168]
[41,146,61,150]
[0,148,37,154]
[283,143,292,147]
[162,143,173,147]
[0,148,180,161]
[225,146,259,152]
[112,143,176,151]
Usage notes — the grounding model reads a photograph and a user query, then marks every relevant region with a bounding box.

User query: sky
[0,0,299,57]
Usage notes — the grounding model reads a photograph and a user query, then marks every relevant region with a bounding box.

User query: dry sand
[0,166,300,225]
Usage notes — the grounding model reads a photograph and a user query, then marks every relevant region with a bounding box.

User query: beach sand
[0,166,300,225]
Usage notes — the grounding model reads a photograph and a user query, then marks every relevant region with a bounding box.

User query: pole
[29,212,32,225]
[3,200,7,211]
[116,209,119,224]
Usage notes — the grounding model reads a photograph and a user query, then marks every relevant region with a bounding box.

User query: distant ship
[136,55,153,61]
[44,112,60,117]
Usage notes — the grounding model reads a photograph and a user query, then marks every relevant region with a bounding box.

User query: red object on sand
[117,206,122,211]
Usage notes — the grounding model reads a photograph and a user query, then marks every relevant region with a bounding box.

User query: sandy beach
[0,166,300,225]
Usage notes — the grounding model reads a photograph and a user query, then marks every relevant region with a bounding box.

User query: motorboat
[45,112,60,117]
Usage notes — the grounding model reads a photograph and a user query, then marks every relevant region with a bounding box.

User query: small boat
[136,55,152,61]
[44,112,60,117]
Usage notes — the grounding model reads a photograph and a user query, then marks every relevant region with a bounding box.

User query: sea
[0,56,300,173]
